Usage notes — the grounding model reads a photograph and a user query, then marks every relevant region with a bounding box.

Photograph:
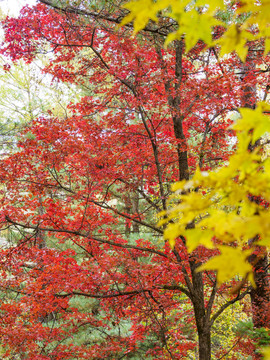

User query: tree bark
[241,44,270,333]
[190,257,212,360]
[250,253,270,328]
[170,40,212,359]
[198,328,211,360]
[131,193,140,233]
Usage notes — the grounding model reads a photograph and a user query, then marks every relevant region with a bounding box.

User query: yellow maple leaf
[121,0,159,33]
[197,246,254,285]
[235,105,270,143]
[217,25,255,61]
[184,228,214,253]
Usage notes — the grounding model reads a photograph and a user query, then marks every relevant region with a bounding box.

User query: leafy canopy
[122,0,270,286]
[163,102,270,286]
[122,0,270,61]
[122,1,270,357]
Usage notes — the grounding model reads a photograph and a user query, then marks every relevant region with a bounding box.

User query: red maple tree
[0,1,269,359]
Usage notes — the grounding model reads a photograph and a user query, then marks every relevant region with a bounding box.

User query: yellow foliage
[161,102,270,291]
[217,25,253,62]
[121,0,270,59]
[197,246,254,285]
[121,0,159,33]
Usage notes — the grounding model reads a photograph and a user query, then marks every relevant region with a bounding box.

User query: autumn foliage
[0,1,269,359]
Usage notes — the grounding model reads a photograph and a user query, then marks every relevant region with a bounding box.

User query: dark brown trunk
[172,40,189,181]
[250,253,270,328]
[131,193,140,233]
[156,39,189,181]
[190,258,212,360]
[156,39,212,358]
[198,328,211,360]
[173,41,211,358]
[124,198,132,236]
[37,197,46,249]
[241,44,270,330]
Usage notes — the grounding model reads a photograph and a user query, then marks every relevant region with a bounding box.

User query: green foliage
[0,57,81,130]
[234,320,270,347]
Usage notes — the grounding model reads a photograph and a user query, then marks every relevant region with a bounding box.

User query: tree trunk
[156,38,213,358]
[124,197,132,236]
[198,328,211,360]
[241,44,270,331]
[250,253,270,328]
[37,196,46,249]
[131,193,140,233]
[191,262,212,360]
[171,40,212,359]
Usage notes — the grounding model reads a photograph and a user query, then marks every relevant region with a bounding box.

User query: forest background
[0,0,269,359]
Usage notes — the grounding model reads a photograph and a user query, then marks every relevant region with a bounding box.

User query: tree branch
[5,215,168,258]
[210,288,250,326]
